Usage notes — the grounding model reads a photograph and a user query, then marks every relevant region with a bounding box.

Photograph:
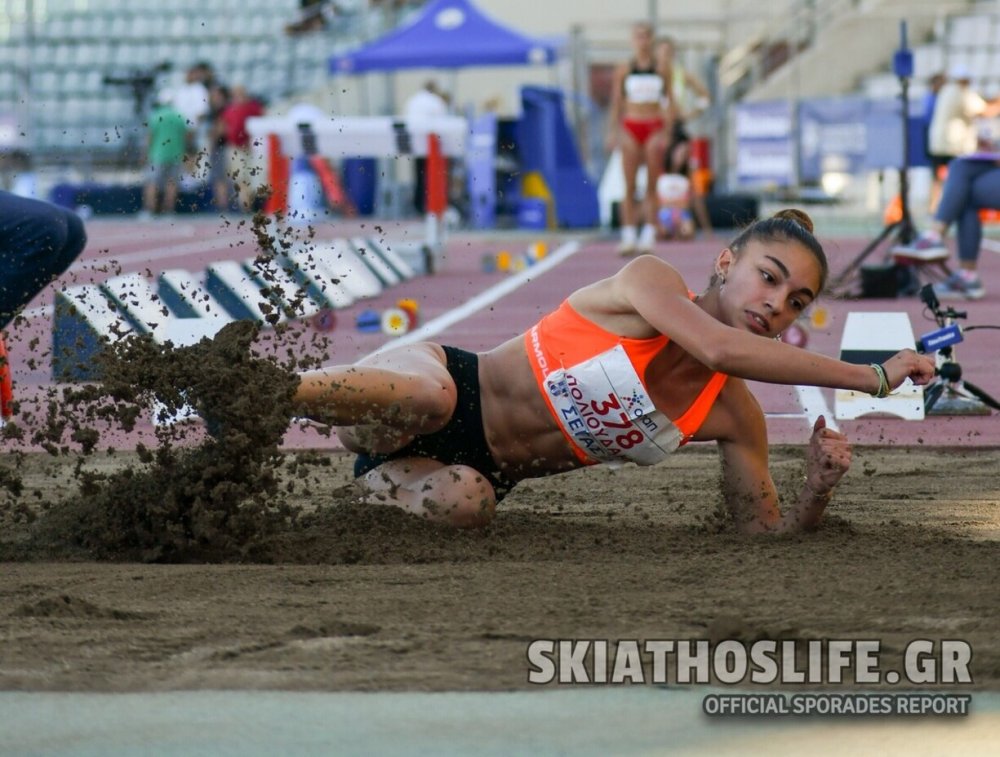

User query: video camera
[102,61,172,89]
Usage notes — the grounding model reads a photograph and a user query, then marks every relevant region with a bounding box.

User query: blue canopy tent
[327,0,598,228]
[328,0,558,73]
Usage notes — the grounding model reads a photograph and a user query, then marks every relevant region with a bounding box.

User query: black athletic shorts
[353,345,515,500]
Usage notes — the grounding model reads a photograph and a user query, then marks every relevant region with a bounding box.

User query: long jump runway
[9,215,997,449]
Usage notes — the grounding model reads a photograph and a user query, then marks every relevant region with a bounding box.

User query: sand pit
[1,441,998,692]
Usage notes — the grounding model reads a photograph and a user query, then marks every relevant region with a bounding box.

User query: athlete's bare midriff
[478,328,723,482]
[623,100,663,122]
[478,336,583,480]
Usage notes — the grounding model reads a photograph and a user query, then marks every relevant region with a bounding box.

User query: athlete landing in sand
[293,210,935,532]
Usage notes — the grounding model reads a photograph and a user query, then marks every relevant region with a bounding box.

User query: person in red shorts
[220,85,266,213]
[288,210,935,532]
[606,21,676,256]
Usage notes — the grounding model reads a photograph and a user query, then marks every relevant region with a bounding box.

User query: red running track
[4,216,999,452]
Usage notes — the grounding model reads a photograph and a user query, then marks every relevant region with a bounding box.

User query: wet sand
[2,445,998,692]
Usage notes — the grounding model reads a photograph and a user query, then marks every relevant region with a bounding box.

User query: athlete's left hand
[804,415,852,494]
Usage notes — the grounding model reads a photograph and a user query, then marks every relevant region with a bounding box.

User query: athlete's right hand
[605,131,619,152]
[882,348,936,390]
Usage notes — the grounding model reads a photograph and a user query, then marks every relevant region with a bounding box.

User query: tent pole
[570,25,589,175]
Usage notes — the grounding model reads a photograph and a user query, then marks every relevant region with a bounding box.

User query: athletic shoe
[636,224,656,253]
[618,225,638,256]
[933,271,985,300]
[891,232,948,261]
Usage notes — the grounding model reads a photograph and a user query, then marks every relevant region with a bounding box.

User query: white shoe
[618,225,638,256]
[637,224,656,253]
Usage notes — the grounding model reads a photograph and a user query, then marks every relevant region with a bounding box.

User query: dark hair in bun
[723,208,828,293]
[770,208,814,234]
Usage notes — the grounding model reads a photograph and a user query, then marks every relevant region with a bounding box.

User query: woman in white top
[606,22,675,255]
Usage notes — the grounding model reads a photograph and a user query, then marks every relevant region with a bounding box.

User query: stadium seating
[0,0,377,162]
[859,1,1000,101]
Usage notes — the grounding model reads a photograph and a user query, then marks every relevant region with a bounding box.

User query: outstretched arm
[717,390,850,534]
[611,256,935,394]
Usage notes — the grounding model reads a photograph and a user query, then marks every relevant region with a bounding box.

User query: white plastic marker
[834,311,924,421]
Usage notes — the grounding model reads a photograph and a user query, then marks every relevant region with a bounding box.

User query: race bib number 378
[543,344,682,466]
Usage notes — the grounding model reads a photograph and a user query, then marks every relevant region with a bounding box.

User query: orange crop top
[525,298,728,467]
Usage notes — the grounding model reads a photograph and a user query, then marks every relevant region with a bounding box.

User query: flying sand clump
[24,320,304,561]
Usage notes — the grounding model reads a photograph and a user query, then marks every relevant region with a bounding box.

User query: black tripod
[919,286,1000,415]
[829,25,919,295]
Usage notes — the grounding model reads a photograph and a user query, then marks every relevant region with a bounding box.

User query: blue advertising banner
[864,99,931,170]
[799,96,870,182]
[735,96,929,188]
[734,101,794,187]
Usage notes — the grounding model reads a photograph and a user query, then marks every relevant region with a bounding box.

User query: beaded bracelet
[869,363,890,399]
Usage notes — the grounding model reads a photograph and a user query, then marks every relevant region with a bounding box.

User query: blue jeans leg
[954,164,1000,264]
[0,191,87,329]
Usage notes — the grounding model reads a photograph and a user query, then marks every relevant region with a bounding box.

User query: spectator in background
[220,85,266,213]
[655,37,711,176]
[172,63,213,175]
[207,83,232,211]
[894,155,1000,300]
[286,0,336,35]
[1,191,87,329]
[922,71,947,211]
[928,65,999,168]
[655,36,713,236]
[606,21,675,256]
[404,80,449,215]
[142,90,187,216]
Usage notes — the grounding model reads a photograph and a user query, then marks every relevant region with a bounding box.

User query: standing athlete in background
[606,21,675,256]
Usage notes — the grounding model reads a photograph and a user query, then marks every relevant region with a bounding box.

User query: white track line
[795,385,838,432]
[368,240,582,357]
[982,238,1000,255]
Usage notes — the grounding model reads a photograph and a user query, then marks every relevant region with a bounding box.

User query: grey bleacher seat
[67,15,91,39]
[107,15,131,39]
[947,49,973,73]
[913,45,945,79]
[958,15,997,46]
[75,43,98,69]
[969,48,992,78]
[113,42,145,68]
[167,14,192,39]
[35,70,60,94]
[80,70,104,95]
[62,70,84,94]
[46,16,71,39]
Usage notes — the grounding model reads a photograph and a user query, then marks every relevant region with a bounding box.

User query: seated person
[655,173,695,241]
